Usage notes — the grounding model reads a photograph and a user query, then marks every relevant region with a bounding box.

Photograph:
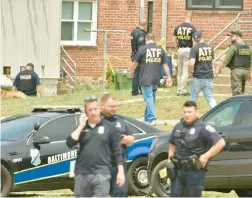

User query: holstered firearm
[165,161,176,180]
[188,154,202,170]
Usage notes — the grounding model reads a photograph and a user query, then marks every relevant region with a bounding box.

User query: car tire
[235,189,252,197]
[1,164,13,197]
[151,160,171,197]
[128,157,150,196]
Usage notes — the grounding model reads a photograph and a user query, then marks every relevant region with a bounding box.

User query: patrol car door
[26,114,78,190]
[228,99,252,188]
[202,100,244,187]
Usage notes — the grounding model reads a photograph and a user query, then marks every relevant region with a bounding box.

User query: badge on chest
[189,128,195,135]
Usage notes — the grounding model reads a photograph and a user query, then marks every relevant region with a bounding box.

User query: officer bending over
[168,101,226,197]
[66,96,125,197]
[216,30,252,95]
[101,93,135,197]
[12,63,42,97]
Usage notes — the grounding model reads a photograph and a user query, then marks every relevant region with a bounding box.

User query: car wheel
[151,160,171,197]
[1,164,13,197]
[235,189,252,197]
[128,157,150,196]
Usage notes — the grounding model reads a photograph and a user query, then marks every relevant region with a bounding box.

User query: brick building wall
[64,0,252,77]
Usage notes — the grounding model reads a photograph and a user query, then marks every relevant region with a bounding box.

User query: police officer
[12,63,42,97]
[100,93,135,197]
[131,33,172,126]
[130,20,147,96]
[189,31,217,109]
[216,30,252,95]
[168,101,226,197]
[173,12,197,96]
[66,96,125,197]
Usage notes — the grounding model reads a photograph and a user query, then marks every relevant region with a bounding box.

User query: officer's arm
[121,122,135,146]
[12,74,19,91]
[36,86,42,97]
[219,45,237,69]
[168,144,176,162]
[130,30,137,52]
[110,126,124,166]
[202,139,226,161]
[172,36,178,51]
[66,126,83,148]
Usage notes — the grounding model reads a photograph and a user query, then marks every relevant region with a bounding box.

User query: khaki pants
[177,48,190,94]
[231,68,249,96]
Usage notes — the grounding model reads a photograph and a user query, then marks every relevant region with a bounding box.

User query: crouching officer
[168,101,226,197]
[216,30,252,95]
[101,93,135,197]
[130,20,147,96]
[66,96,125,197]
[12,63,42,97]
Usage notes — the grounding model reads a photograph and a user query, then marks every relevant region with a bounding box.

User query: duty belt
[171,155,204,171]
[230,66,250,71]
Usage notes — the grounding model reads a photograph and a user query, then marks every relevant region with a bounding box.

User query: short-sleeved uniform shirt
[134,43,167,86]
[190,42,214,79]
[173,22,197,48]
[169,119,222,159]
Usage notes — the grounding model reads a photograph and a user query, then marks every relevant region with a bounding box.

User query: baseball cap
[192,31,203,41]
[227,29,242,37]
[26,63,34,69]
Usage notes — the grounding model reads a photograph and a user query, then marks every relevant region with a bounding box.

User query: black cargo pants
[170,169,206,197]
[132,66,141,95]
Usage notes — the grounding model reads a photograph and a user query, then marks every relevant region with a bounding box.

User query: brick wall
[65,0,252,76]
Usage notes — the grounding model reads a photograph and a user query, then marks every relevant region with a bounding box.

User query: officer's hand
[116,171,125,187]
[130,68,134,77]
[199,154,209,168]
[166,77,173,87]
[79,113,88,129]
[248,73,252,82]
[120,135,128,145]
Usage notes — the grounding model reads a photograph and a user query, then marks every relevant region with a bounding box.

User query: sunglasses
[84,96,98,103]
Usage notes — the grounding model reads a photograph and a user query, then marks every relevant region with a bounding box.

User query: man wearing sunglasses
[66,96,125,197]
[101,93,135,197]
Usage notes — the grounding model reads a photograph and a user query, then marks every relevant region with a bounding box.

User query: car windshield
[1,115,49,141]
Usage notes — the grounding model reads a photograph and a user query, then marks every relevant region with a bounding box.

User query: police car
[1,106,162,197]
[147,95,252,197]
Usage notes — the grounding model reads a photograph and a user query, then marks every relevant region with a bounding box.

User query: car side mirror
[33,122,40,131]
[32,136,50,145]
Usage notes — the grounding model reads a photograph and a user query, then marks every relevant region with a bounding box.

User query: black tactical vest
[173,121,209,160]
[18,71,36,92]
[227,43,251,68]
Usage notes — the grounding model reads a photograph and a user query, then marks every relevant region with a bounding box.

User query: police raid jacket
[130,27,146,55]
[102,115,133,165]
[135,43,167,86]
[66,119,123,175]
[190,42,214,79]
[169,119,222,160]
[173,22,197,48]
[227,42,251,68]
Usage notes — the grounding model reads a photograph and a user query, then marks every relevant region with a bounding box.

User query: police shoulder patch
[205,125,216,133]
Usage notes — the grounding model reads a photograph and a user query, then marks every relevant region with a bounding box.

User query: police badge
[98,126,105,134]
[116,122,121,128]
[30,149,41,166]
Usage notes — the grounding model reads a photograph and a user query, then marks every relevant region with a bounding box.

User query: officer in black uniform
[12,63,42,97]
[168,101,226,197]
[101,93,135,197]
[130,20,147,96]
[66,96,125,197]
[131,33,172,126]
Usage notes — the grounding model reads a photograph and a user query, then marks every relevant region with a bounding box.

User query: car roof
[228,94,252,100]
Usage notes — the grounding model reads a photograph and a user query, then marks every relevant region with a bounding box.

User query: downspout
[140,0,144,21]
[161,0,167,49]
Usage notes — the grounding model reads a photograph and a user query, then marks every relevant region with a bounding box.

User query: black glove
[166,162,176,180]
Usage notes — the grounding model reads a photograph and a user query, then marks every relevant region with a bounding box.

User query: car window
[126,121,144,135]
[1,115,49,141]
[241,100,252,126]
[204,101,242,127]
[35,115,77,142]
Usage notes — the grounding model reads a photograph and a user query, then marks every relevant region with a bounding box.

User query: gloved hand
[165,162,176,180]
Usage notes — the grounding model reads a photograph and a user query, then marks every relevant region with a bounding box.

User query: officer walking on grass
[189,31,217,109]
[131,33,172,126]
[66,96,125,197]
[101,93,135,197]
[168,101,226,197]
[130,20,147,96]
[216,30,252,95]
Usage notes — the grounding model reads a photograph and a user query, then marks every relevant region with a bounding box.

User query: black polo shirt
[66,118,123,175]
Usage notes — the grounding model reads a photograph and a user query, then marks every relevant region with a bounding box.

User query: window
[126,122,144,135]
[147,1,153,33]
[186,0,243,10]
[34,115,77,142]
[241,101,252,126]
[205,101,242,127]
[61,0,98,46]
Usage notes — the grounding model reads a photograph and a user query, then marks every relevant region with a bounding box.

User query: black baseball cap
[192,31,203,41]
[26,63,34,69]
[227,29,242,37]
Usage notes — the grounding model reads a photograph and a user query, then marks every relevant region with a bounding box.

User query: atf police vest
[173,123,209,159]
[227,43,251,68]
[18,71,36,92]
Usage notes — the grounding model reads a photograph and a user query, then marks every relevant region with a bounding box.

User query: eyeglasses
[84,96,98,103]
